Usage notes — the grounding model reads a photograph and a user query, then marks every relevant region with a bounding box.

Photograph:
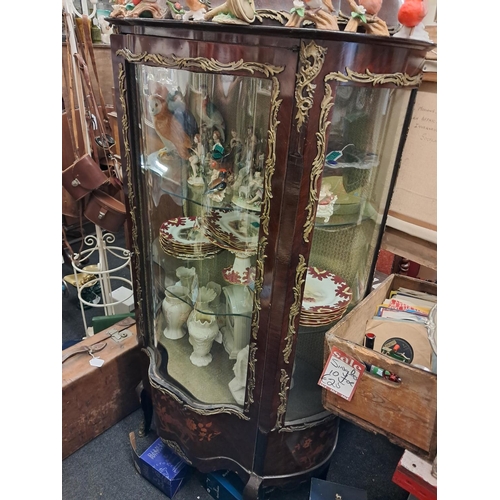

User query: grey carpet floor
[62,408,409,500]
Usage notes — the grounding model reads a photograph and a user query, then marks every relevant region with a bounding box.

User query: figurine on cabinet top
[343,0,390,36]
[393,0,431,41]
[183,0,210,21]
[285,0,339,30]
[110,0,185,19]
[204,0,256,24]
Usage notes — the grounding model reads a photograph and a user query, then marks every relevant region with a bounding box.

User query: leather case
[84,189,127,233]
[62,153,108,201]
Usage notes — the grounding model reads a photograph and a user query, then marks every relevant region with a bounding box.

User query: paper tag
[318,347,365,401]
[89,357,105,367]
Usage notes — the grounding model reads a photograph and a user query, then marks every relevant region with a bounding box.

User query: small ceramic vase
[162,285,192,340]
[187,286,220,366]
[175,266,197,295]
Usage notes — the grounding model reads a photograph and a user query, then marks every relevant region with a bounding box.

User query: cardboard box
[130,432,191,498]
[323,275,437,461]
[205,471,273,500]
[205,471,245,500]
[309,477,367,500]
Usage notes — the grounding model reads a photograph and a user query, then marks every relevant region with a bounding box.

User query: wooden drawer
[322,275,437,460]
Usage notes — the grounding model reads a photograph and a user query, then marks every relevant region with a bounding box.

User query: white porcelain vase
[187,286,220,366]
[162,285,192,340]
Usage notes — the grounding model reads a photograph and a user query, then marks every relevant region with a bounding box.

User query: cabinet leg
[242,473,262,500]
[138,387,153,438]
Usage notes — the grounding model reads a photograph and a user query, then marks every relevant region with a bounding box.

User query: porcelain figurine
[187,133,206,186]
[393,0,430,41]
[187,286,220,366]
[127,0,165,19]
[228,345,250,405]
[162,285,192,340]
[344,0,390,36]
[204,0,256,24]
[286,0,339,30]
[316,182,338,223]
[183,0,209,21]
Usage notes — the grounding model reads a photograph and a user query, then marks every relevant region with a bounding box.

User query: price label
[318,347,365,401]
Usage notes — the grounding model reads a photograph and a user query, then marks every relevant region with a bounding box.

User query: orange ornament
[397,0,428,28]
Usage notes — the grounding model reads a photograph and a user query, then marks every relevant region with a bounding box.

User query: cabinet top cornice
[107,18,435,52]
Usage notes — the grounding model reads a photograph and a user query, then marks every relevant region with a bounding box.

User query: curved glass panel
[135,64,273,408]
[285,85,412,423]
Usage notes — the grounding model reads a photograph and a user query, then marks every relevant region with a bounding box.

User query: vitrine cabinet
[109,11,432,498]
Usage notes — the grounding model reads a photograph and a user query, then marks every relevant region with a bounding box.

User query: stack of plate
[159,216,222,260]
[203,208,260,254]
[299,267,352,327]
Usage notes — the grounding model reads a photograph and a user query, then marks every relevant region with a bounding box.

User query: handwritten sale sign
[318,347,365,401]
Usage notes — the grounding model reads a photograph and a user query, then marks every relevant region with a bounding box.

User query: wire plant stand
[71,226,133,335]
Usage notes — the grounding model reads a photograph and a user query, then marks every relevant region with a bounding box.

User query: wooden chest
[62,319,142,459]
[323,275,437,460]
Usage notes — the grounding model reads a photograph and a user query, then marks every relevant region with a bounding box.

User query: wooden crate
[62,319,142,460]
[323,275,437,460]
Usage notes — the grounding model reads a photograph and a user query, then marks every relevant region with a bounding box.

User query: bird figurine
[394,0,430,40]
[205,179,227,195]
[167,89,199,140]
[183,0,210,21]
[148,93,193,160]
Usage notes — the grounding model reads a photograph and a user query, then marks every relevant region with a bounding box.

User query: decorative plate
[301,267,352,314]
[204,209,260,254]
[159,216,221,259]
[222,265,256,286]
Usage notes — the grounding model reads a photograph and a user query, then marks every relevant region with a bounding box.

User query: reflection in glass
[285,85,411,425]
[135,64,272,408]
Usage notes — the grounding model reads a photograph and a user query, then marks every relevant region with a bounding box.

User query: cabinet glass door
[286,84,412,422]
[135,64,273,409]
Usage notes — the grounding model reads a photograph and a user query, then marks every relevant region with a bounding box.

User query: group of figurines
[188,123,265,209]
[148,81,266,210]
[110,1,431,41]
[160,265,253,406]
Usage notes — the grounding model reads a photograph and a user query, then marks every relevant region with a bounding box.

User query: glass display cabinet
[109,6,433,497]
